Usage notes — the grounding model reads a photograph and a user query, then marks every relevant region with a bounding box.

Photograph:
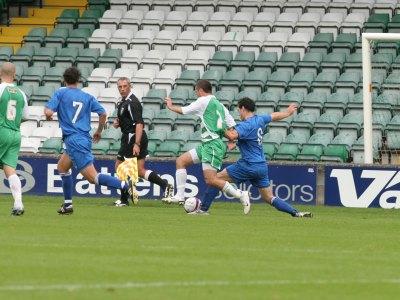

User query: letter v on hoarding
[330,169,397,208]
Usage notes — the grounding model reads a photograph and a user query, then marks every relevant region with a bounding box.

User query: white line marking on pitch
[0,279,399,292]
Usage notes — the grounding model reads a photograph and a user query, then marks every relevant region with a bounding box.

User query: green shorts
[195,139,225,170]
[0,127,21,169]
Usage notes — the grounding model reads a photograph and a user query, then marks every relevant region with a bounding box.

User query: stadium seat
[239,31,267,57]
[272,143,301,161]
[76,8,102,31]
[106,140,121,155]
[228,12,253,35]
[251,52,277,76]
[153,141,181,157]
[147,129,168,145]
[331,33,358,58]
[99,9,123,30]
[307,32,334,56]
[217,31,244,56]
[119,9,144,33]
[20,66,45,88]
[318,13,345,39]
[174,30,200,54]
[185,50,211,76]
[152,109,178,131]
[301,92,328,121]
[275,52,301,77]
[184,11,210,34]
[350,0,375,18]
[214,90,235,109]
[140,10,165,33]
[162,10,187,32]
[75,48,100,73]
[54,47,79,69]
[119,49,144,72]
[66,28,93,49]
[262,32,289,58]
[320,52,346,76]
[273,13,299,35]
[108,68,135,88]
[38,138,63,154]
[337,113,363,141]
[241,70,268,95]
[285,32,312,58]
[23,27,47,48]
[320,144,348,163]
[207,51,233,73]
[173,70,201,92]
[261,0,285,16]
[91,140,111,155]
[340,13,366,35]
[152,69,178,95]
[234,90,260,107]
[129,30,156,52]
[196,31,222,56]
[87,68,113,90]
[10,46,35,69]
[30,86,56,106]
[152,30,178,52]
[311,71,338,96]
[287,72,315,96]
[218,70,246,94]
[250,12,275,33]
[265,71,292,98]
[295,12,321,36]
[56,9,80,30]
[108,29,134,53]
[0,46,13,63]
[205,11,231,34]
[31,47,57,68]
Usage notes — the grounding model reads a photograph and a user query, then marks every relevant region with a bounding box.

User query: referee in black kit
[111,77,173,206]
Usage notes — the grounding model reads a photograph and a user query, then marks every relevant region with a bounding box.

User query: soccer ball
[184,197,201,213]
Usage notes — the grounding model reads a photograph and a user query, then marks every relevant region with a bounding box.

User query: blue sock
[97,174,127,190]
[200,186,220,211]
[60,172,73,206]
[271,197,298,216]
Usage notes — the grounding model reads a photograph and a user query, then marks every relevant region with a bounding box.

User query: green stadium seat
[218,70,246,94]
[88,0,110,12]
[272,143,300,161]
[279,91,304,109]
[290,112,318,139]
[335,72,361,98]
[324,92,349,117]
[320,144,348,162]
[147,129,168,145]
[10,46,35,69]
[153,141,181,157]
[75,48,100,73]
[287,71,315,96]
[38,138,63,154]
[300,91,327,117]
[307,32,334,56]
[251,52,277,75]
[296,144,324,161]
[382,73,400,91]
[371,53,393,76]
[263,131,284,147]
[313,112,341,138]
[173,70,200,92]
[275,52,300,76]
[230,51,255,74]
[258,91,280,112]
[387,14,400,33]
[23,27,47,48]
[331,33,357,58]
[56,9,80,30]
[106,140,121,155]
[54,47,79,68]
[320,52,346,76]
[147,140,157,156]
[97,48,122,70]
[188,130,202,143]
[152,109,177,132]
[265,70,291,98]
[66,28,93,49]
[241,70,268,95]
[234,90,259,107]
[0,46,13,63]
[20,66,46,88]
[363,13,390,33]
[101,127,122,143]
[214,90,235,109]
[167,130,192,145]
[337,113,363,141]
[77,9,102,31]
[297,52,323,76]
[169,88,189,106]
[174,114,199,132]
[42,66,65,89]
[18,85,33,99]
[45,28,70,49]
[32,47,57,68]
[311,71,338,96]
[91,140,111,155]
[263,143,276,160]
[385,115,400,132]
[143,109,155,131]
[343,53,362,73]
[29,86,55,106]
[207,51,233,73]
[307,133,332,147]
[142,89,167,114]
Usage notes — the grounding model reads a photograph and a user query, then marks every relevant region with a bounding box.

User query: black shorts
[117,131,148,161]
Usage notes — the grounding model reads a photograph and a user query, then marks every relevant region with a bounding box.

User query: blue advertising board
[0,157,317,205]
[325,166,400,208]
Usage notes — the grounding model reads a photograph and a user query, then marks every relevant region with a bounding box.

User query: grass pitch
[0,196,400,300]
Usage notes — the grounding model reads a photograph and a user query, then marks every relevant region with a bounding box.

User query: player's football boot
[239,191,251,214]
[111,199,129,207]
[162,195,185,205]
[188,209,210,215]
[127,177,139,205]
[10,207,24,216]
[293,211,313,218]
[57,204,73,215]
[163,183,174,199]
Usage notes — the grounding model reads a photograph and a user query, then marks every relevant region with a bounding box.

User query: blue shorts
[64,134,94,173]
[226,159,270,188]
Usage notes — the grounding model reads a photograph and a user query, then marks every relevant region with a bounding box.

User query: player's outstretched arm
[44,108,54,121]
[164,97,183,114]
[93,112,106,143]
[271,103,297,121]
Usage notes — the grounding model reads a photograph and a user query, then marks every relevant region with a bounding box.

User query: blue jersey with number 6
[46,87,105,138]
[235,114,272,163]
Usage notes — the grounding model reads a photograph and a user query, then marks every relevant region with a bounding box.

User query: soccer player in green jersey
[162,80,250,213]
[0,62,29,216]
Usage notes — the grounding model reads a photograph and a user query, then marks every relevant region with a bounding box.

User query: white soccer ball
[184,197,201,213]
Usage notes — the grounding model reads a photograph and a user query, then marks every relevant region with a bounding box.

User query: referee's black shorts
[117,131,148,161]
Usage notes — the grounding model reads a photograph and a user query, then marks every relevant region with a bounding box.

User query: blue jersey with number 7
[46,87,105,138]
[235,114,272,163]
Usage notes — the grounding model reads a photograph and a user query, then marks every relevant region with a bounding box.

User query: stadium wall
[1,155,399,209]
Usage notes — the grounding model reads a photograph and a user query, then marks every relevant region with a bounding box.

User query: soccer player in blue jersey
[45,67,135,215]
[197,97,313,217]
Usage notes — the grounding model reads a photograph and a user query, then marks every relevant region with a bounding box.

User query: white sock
[144,170,152,181]
[223,182,241,199]
[8,174,23,208]
[175,169,187,199]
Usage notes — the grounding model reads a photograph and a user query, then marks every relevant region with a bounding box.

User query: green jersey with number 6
[0,83,27,131]
[181,95,236,142]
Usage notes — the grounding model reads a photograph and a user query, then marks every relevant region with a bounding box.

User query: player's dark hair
[238,97,256,112]
[63,67,81,85]
[196,79,212,94]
